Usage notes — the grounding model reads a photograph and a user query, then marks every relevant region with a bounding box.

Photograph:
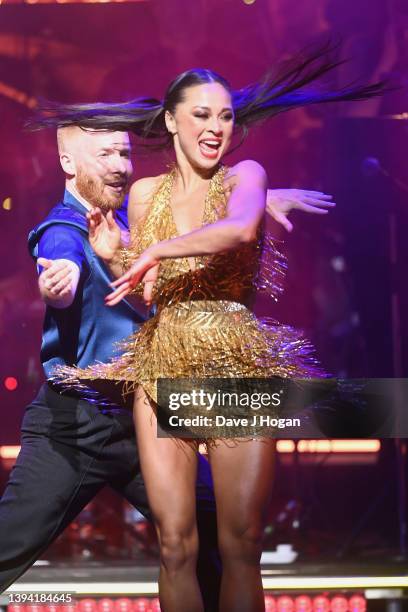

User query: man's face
[70,130,133,210]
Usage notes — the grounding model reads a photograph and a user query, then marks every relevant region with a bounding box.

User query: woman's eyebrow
[193,105,233,112]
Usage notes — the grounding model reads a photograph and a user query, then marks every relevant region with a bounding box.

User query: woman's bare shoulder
[128,174,166,206]
[223,160,267,193]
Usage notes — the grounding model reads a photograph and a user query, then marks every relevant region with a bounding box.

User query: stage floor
[1,558,407,604]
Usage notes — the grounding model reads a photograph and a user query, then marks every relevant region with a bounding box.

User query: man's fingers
[58,285,73,298]
[44,266,71,288]
[41,263,72,286]
[106,210,119,230]
[37,257,53,269]
[43,260,70,272]
[49,276,73,295]
[88,208,104,230]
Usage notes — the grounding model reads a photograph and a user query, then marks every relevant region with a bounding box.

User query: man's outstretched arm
[36,226,85,309]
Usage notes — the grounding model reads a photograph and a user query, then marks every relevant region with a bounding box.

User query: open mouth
[198,139,222,159]
[106,182,127,194]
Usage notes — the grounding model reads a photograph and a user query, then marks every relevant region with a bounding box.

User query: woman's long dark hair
[27,42,387,148]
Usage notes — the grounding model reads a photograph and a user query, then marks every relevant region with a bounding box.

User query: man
[0,124,333,608]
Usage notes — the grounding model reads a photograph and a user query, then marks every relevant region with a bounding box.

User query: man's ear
[59,152,76,176]
[164,110,176,136]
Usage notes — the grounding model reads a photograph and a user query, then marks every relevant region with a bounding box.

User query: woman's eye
[194,113,208,119]
[222,114,233,121]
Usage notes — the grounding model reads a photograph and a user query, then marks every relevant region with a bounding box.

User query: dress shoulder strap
[128,170,176,257]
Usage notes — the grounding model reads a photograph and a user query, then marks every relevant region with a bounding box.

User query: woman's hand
[87,207,122,262]
[266,189,335,232]
[105,250,160,307]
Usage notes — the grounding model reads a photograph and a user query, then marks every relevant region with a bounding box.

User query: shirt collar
[63,188,129,228]
[63,188,89,215]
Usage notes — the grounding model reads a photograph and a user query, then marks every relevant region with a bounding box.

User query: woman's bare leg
[208,438,276,612]
[133,388,204,612]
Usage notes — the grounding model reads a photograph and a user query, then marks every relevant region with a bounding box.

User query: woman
[40,50,384,612]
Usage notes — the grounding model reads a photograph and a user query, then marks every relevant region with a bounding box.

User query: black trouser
[0,383,221,611]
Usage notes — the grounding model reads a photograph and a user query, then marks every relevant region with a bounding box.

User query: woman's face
[166,82,234,171]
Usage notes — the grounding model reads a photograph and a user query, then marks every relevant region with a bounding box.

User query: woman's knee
[158,525,199,573]
[218,519,264,565]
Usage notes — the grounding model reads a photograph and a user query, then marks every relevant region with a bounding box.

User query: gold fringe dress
[54,166,324,436]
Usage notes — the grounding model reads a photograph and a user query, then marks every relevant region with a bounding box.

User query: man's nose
[111,155,130,174]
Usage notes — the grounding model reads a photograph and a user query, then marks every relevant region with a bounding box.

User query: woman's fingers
[110,270,134,288]
[272,210,293,232]
[143,280,155,304]
[298,202,330,214]
[110,259,153,289]
[105,282,131,306]
[107,255,159,305]
[143,263,160,282]
[304,191,333,199]
[141,263,160,303]
[303,197,336,208]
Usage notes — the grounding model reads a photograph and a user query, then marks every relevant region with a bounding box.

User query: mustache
[104,174,129,187]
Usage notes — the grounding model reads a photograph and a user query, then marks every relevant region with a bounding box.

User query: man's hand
[38,257,80,309]
[87,207,122,262]
[266,189,335,232]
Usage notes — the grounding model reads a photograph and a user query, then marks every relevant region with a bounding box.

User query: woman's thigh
[208,439,276,538]
[133,387,199,531]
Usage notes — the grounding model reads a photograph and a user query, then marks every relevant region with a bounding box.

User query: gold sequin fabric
[54,166,324,417]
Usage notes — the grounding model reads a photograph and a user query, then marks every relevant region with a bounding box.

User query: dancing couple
[15,46,383,611]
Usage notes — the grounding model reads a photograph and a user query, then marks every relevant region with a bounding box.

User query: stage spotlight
[243,0,256,4]
[4,376,18,391]
[2,197,12,210]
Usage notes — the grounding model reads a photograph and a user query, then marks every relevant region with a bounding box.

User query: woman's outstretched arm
[106,160,266,305]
